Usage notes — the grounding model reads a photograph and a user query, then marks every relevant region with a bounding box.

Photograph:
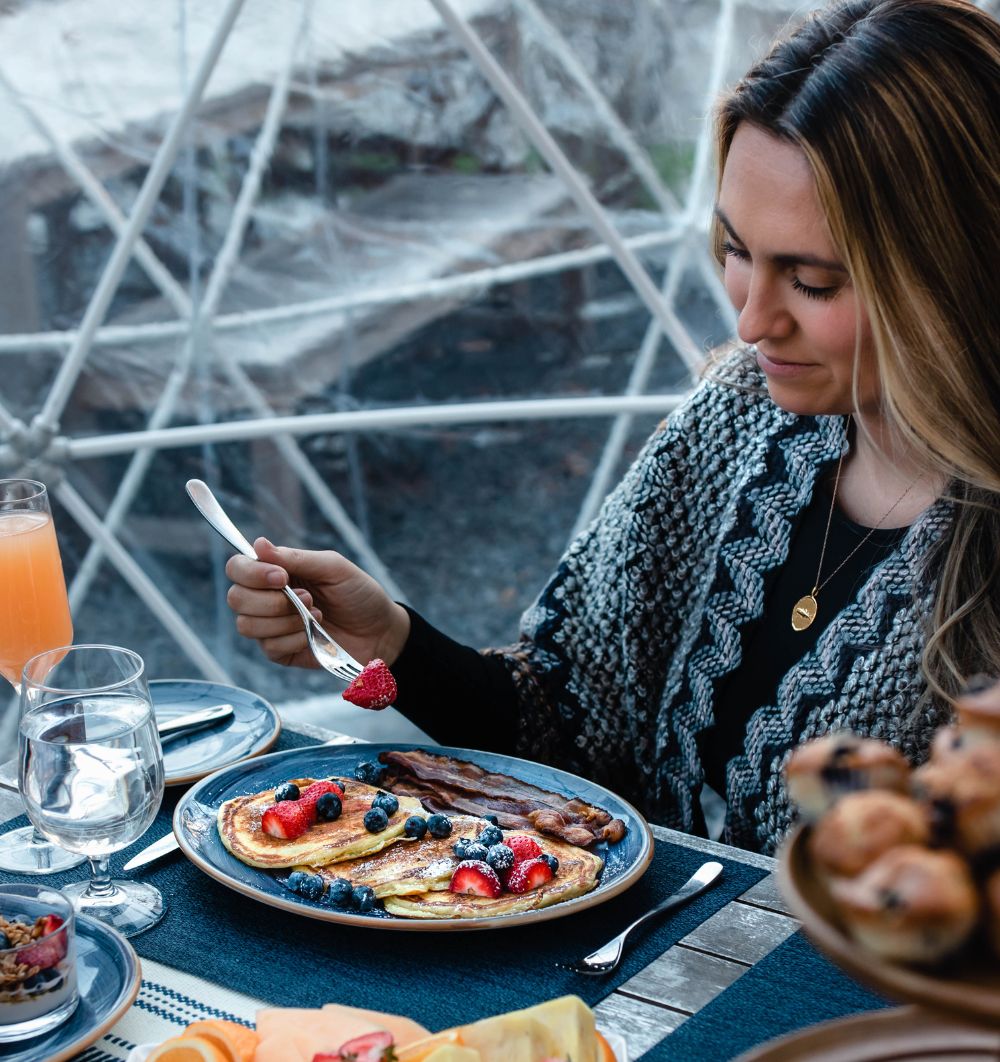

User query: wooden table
[0,723,799,1060]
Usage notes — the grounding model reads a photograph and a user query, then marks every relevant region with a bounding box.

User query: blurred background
[0,0,823,742]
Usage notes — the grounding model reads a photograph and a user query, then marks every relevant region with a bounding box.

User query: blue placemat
[0,733,768,1027]
[640,930,892,1061]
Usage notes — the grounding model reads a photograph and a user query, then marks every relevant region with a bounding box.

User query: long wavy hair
[712,0,1000,707]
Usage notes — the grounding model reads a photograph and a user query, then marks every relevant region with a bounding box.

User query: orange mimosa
[0,510,73,689]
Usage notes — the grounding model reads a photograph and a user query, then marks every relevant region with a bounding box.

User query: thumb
[254,538,342,583]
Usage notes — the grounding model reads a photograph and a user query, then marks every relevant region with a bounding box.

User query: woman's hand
[225,538,410,671]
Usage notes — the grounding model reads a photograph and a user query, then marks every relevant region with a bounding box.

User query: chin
[764,381,850,419]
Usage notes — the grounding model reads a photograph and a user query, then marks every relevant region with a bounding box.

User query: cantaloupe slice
[182,1019,258,1062]
[319,1003,429,1047]
[144,1036,229,1062]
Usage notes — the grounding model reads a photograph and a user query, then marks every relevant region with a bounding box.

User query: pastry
[911,743,1000,858]
[785,732,910,822]
[955,686,1000,748]
[830,845,979,964]
[807,790,930,879]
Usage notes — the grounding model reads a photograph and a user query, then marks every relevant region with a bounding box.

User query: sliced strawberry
[449,859,503,898]
[506,834,542,863]
[19,915,68,970]
[299,779,344,810]
[261,800,314,840]
[329,1030,395,1061]
[506,855,555,894]
[342,659,397,710]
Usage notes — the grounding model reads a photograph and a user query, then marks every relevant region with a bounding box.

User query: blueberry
[352,885,377,913]
[486,843,515,872]
[371,792,399,816]
[288,871,325,901]
[0,931,9,950]
[404,815,428,840]
[354,760,385,785]
[273,782,300,802]
[483,814,499,825]
[452,837,472,857]
[464,842,489,862]
[539,853,559,873]
[364,807,389,833]
[478,824,503,847]
[426,813,453,839]
[327,877,354,908]
[315,792,342,822]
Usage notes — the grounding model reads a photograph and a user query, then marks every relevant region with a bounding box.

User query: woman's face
[717,123,880,418]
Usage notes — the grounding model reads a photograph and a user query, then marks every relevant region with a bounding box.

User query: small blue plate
[0,915,140,1062]
[151,679,281,788]
[174,743,654,931]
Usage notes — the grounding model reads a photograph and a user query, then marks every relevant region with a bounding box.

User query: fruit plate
[152,679,281,787]
[173,742,654,931]
[780,826,1000,1027]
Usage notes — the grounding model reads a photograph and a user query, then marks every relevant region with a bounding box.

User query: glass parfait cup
[19,645,165,937]
[0,883,78,1042]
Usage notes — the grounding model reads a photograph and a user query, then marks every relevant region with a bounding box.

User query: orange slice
[144,1036,229,1062]
[597,1030,618,1062]
[183,1019,259,1062]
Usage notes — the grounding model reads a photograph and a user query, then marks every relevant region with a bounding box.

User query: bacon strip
[379,749,627,847]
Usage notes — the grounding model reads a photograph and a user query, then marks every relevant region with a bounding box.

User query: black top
[392,482,908,804]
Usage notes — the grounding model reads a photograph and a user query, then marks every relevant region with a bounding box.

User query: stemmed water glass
[0,478,85,874]
[19,644,166,937]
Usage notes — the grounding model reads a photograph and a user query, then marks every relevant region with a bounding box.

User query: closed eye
[721,239,750,261]
[790,276,839,301]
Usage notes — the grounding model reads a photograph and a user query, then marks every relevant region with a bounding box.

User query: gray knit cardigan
[499,350,955,854]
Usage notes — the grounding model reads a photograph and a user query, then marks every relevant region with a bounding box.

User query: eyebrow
[714,206,848,273]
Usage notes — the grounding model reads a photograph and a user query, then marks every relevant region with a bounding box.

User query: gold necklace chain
[791,451,923,632]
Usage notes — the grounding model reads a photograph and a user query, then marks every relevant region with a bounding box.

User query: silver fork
[558,860,724,975]
[185,479,363,684]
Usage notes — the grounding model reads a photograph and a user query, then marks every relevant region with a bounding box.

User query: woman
[226,0,1000,853]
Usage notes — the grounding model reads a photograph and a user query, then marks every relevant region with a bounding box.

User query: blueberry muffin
[831,845,979,964]
[807,790,930,879]
[911,743,1000,858]
[786,733,911,822]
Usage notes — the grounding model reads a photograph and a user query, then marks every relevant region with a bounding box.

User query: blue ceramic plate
[174,743,654,931]
[0,915,140,1062]
[151,679,281,787]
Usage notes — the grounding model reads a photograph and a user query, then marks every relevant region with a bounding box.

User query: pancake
[218,776,424,869]
[310,815,484,898]
[383,835,604,918]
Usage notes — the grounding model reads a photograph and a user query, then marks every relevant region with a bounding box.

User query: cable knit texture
[492,350,954,854]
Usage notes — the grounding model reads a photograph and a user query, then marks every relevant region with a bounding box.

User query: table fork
[558,860,724,975]
[185,479,363,684]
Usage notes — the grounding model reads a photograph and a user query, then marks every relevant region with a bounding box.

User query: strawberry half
[506,855,555,894]
[449,859,503,898]
[19,915,68,970]
[506,834,543,864]
[261,800,314,840]
[333,1030,396,1062]
[342,659,397,710]
[299,779,344,810]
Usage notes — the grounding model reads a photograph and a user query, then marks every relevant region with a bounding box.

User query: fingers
[225,550,288,591]
[254,537,347,584]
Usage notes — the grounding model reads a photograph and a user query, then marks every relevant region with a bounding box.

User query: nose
[736,273,794,346]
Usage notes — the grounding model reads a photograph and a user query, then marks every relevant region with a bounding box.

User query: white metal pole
[54,481,234,682]
[65,393,687,460]
[428,0,704,377]
[0,226,685,355]
[34,0,248,434]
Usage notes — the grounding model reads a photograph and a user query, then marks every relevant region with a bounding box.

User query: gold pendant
[792,594,818,631]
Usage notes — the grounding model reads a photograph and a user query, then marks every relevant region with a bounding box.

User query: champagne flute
[19,645,165,937]
[0,479,84,874]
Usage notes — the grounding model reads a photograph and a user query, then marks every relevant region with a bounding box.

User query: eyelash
[721,240,838,302]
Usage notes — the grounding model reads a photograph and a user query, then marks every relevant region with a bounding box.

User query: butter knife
[157,703,234,736]
[122,830,180,872]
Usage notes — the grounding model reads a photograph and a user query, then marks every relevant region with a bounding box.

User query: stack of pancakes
[218,777,603,919]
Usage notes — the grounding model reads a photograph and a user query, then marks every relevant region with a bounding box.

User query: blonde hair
[713,0,1000,705]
